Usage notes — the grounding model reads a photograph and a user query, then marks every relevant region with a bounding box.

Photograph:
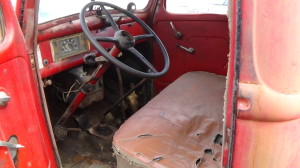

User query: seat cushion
[113,71,226,168]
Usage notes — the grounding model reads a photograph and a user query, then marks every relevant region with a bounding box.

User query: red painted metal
[0,0,57,167]
[152,0,229,93]
[20,0,39,54]
[39,20,146,78]
[40,50,97,78]
[231,0,300,167]
[14,0,22,21]
[222,0,238,167]
[9,0,300,167]
[38,16,104,42]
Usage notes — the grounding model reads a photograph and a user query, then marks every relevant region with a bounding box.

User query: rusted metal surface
[231,0,300,167]
[113,71,226,168]
[38,16,105,42]
[20,0,38,54]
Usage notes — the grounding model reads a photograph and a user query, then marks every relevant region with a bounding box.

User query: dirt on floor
[58,131,117,168]
[56,100,119,168]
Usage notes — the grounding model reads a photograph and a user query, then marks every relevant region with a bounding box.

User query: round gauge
[61,38,79,54]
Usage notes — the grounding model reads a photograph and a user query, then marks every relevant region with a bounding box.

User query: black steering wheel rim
[79,1,170,78]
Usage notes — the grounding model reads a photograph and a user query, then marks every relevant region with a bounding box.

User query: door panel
[0,1,57,167]
[152,0,229,92]
[185,36,228,73]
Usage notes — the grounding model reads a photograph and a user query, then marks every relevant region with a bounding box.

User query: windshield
[38,0,149,23]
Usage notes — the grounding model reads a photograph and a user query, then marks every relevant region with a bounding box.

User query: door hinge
[30,54,36,68]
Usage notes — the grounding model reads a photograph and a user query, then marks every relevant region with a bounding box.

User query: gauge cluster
[50,33,90,61]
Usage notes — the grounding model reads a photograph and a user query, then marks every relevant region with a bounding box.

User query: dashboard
[37,14,148,79]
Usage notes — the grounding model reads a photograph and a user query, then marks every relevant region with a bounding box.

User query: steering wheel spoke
[100,5,120,32]
[128,47,158,73]
[134,34,154,41]
[80,1,169,78]
[95,37,118,43]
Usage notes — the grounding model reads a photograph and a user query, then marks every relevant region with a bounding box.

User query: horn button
[114,30,135,49]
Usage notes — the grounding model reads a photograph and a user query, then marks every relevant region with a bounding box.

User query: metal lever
[0,91,10,107]
[176,44,195,54]
[170,22,182,39]
[0,141,24,149]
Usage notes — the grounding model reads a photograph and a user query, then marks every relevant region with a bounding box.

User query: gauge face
[59,37,80,56]
[51,34,90,62]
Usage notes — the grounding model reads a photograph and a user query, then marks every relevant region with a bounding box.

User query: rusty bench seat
[113,71,226,168]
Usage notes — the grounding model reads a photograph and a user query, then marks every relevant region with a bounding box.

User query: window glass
[0,5,5,43]
[166,0,228,14]
[38,0,149,24]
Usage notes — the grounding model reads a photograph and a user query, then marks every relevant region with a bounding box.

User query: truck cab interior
[2,0,300,167]
[4,0,230,167]
[37,0,229,167]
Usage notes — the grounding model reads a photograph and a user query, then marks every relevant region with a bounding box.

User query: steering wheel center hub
[114,30,135,49]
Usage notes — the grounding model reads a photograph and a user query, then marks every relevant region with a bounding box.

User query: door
[0,1,57,167]
[152,0,229,92]
[224,0,300,167]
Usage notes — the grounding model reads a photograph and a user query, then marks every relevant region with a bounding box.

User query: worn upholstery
[113,71,226,168]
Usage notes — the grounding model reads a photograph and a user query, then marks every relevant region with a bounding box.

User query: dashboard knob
[84,53,97,66]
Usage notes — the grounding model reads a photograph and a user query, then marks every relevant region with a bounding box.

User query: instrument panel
[39,20,146,79]
[50,33,90,62]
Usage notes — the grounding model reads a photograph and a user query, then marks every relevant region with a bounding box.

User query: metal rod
[55,92,86,127]
[116,66,126,120]
[102,78,147,119]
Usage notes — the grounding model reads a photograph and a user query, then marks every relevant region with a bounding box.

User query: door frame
[0,0,59,167]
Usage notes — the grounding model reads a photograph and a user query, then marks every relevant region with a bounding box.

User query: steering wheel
[80,2,170,78]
